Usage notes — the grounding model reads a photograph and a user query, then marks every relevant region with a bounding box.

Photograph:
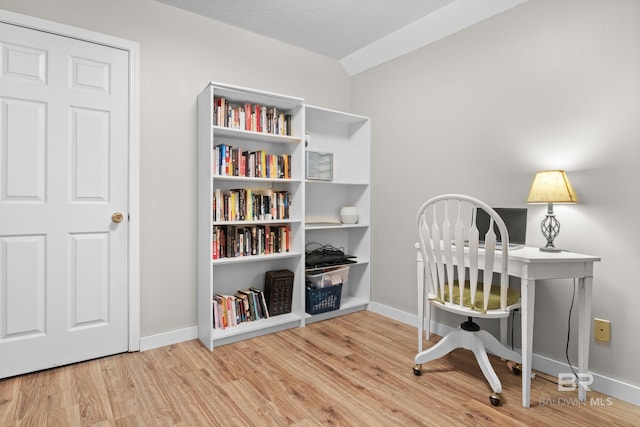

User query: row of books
[214,97,293,136]
[213,288,269,330]
[213,188,290,222]
[212,224,291,259]
[214,144,291,179]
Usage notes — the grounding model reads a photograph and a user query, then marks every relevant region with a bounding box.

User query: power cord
[565,279,579,381]
[535,281,579,387]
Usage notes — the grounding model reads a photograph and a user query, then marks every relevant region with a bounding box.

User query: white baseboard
[531,353,640,407]
[367,302,640,407]
[139,325,198,351]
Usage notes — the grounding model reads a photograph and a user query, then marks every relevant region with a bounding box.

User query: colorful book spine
[214,97,294,136]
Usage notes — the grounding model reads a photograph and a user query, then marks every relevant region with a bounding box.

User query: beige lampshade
[527,170,578,204]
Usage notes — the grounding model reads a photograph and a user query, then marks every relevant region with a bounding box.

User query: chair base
[414,324,522,396]
[461,317,480,332]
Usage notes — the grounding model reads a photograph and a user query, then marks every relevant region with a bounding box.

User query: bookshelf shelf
[304,261,370,274]
[210,312,301,338]
[303,295,369,323]
[305,223,368,230]
[211,251,302,266]
[213,125,301,144]
[213,219,299,226]
[214,175,302,184]
[306,179,369,186]
[198,83,370,349]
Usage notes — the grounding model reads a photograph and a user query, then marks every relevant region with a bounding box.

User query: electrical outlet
[594,318,610,342]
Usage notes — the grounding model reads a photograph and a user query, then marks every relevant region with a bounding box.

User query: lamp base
[539,203,562,253]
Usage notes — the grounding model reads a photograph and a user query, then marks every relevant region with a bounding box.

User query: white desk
[416,245,600,407]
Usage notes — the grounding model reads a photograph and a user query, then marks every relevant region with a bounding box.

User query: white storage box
[305,265,349,289]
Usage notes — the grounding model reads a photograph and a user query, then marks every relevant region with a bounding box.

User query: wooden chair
[413,194,521,406]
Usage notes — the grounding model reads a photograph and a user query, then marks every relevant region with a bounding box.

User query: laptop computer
[476,207,527,250]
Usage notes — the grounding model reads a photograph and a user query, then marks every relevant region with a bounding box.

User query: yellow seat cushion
[436,280,520,312]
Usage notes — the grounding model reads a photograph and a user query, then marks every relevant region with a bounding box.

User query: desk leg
[521,278,535,408]
[577,275,593,402]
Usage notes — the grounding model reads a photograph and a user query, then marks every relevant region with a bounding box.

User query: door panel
[2,41,47,83]
[0,21,129,378]
[71,107,109,200]
[1,235,46,338]
[70,232,109,327]
[2,98,46,200]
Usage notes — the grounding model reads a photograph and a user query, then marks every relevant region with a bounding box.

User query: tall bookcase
[197,83,370,350]
[197,83,304,350]
[304,105,370,323]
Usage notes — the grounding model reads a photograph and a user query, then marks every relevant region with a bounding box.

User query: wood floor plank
[45,364,77,411]
[0,310,638,426]
[45,365,82,427]
[13,372,48,426]
[74,359,114,425]
[0,376,19,425]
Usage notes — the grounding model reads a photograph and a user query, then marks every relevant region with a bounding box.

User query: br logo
[558,373,593,392]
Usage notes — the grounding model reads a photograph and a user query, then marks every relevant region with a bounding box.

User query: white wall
[352,0,640,390]
[0,0,351,336]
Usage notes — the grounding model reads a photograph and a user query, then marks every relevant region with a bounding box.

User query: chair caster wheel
[413,364,422,376]
[490,394,501,406]
[507,360,521,376]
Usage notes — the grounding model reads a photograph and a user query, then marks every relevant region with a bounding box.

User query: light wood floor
[1,311,637,426]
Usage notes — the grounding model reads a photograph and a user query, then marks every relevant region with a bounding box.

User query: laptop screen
[475,208,527,245]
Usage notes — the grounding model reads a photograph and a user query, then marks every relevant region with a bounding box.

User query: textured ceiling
[156,0,456,59]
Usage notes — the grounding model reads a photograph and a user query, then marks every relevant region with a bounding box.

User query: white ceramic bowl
[340,206,359,224]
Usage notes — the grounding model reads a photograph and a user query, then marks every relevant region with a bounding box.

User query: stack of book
[214,144,291,179]
[213,188,290,222]
[214,97,292,136]
[212,224,291,259]
[213,288,270,330]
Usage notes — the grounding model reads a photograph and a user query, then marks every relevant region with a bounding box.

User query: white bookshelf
[197,82,305,350]
[304,105,371,323]
[197,84,371,349]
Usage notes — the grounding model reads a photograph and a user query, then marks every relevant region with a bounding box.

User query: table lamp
[527,170,578,252]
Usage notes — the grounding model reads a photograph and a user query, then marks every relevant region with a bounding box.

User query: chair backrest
[417,194,510,312]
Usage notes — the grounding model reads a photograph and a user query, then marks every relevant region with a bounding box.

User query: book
[212,226,219,259]
[212,296,221,329]
[238,289,259,320]
[250,287,270,319]
[215,294,237,327]
[213,294,227,329]
[235,292,252,322]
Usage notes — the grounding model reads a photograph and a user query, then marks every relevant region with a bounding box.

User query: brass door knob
[112,212,124,223]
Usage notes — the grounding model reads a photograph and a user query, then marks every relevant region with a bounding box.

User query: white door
[0,21,129,377]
